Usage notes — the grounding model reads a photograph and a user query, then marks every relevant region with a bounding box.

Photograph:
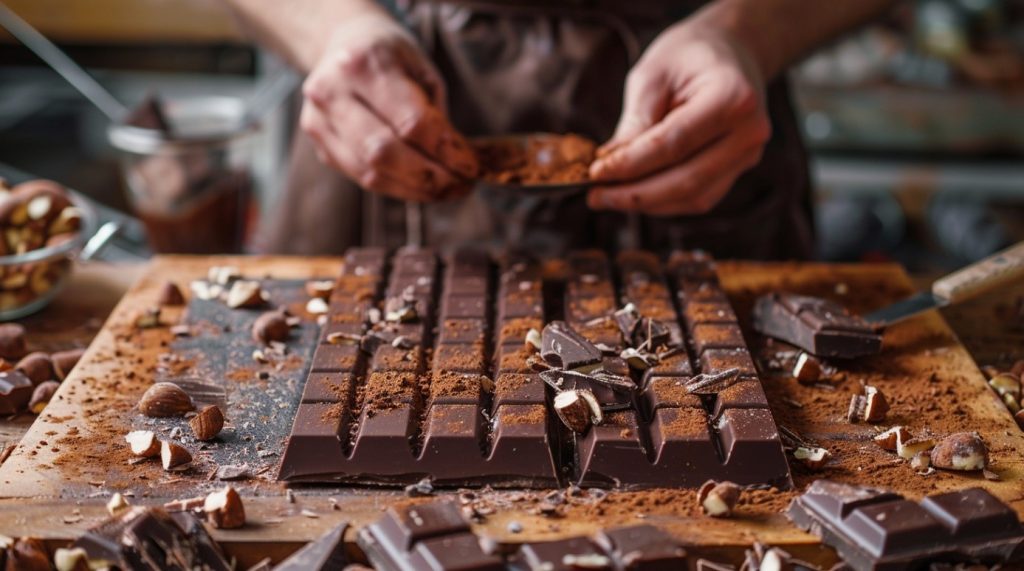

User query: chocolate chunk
[0,370,33,415]
[753,293,882,359]
[541,321,602,372]
[594,525,688,571]
[275,523,350,570]
[787,481,1024,571]
[74,507,231,571]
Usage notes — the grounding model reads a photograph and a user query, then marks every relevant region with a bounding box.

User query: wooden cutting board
[0,256,1020,568]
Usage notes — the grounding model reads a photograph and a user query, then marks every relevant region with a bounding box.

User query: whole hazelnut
[160,441,192,471]
[931,432,988,471]
[0,323,27,359]
[203,486,246,529]
[252,311,290,345]
[157,281,185,306]
[138,382,194,417]
[189,405,225,441]
[51,348,85,380]
[15,352,54,385]
[28,380,59,413]
[697,480,741,517]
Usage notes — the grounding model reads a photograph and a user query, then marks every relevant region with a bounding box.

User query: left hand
[587,21,772,216]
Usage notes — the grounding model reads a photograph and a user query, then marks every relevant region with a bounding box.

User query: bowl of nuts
[0,178,97,320]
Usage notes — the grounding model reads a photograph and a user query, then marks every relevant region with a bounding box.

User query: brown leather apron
[258,0,815,260]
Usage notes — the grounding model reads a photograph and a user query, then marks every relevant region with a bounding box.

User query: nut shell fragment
[204,486,246,529]
[160,441,192,471]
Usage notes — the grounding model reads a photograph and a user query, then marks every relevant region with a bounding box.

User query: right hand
[301,12,478,202]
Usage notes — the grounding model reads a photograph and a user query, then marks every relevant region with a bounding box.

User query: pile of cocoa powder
[474,134,597,186]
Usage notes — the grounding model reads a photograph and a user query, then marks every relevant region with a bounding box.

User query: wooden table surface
[1,258,1022,568]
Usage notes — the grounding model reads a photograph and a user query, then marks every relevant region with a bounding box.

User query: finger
[301,101,452,202]
[587,127,765,215]
[356,69,478,179]
[591,79,763,183]
[603,69,672,151]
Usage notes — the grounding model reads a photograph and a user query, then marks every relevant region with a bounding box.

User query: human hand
[587,22,772,215]
[300,12,478,202]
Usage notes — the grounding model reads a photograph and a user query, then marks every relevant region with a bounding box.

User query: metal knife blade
[863,291,945,326]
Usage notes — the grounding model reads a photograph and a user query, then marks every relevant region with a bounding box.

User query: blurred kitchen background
[0,0,1022,270]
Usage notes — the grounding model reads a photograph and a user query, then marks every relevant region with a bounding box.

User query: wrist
[301,0,397,70]
[686,1,784,80]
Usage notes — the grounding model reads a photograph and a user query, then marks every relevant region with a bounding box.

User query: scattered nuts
[306,297,329,315]
[50,348,84,380]
[15,352,54,385]
[189,405,225,441]
[305,280,334,300]
[160,441,192,471]
[28,380,59,413]
[525,328,542,353]
[125,430,160,457]
[134,307,161,329]
[931,432,988,471]
[252,310,290,345]
[106,492,130,516]
[910,452,931,472]
[793,446,831,470]
[208,266,241,286]
[989,372,1022,400]
[54,547,90,571]
[0,323,26,359]
[848,385,889,424]
[226,280,266,309]
[897,436,936,460]
[553,389,602,434]
[157,281,185,306]
[792,353,821,384]
[203,486,246,529]
[873,426,910,451]
[1015,409,1024,430]
[138,382,194,417]
[697,480,741,517]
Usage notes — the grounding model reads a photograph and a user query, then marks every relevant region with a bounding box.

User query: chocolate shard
[275,523,350,570]
[541,321,602,372]
[787,480,1024,571]
[752,293,882,359]
[632,317,671,351]
[73,506,231,571]
[0,370,33,415]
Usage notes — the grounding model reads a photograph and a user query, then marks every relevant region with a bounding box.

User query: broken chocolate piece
[787,480,1024,571]
[275,523,350,570]
[0,370,32,415]
[541,320,602,372]
[752,293,882,359]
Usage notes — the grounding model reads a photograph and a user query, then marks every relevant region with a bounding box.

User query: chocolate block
[595,525,688,571]
[788,481,1024,571]
[275,523,350,570]
[0,370,32,415]
[281,247,790,490]
[753,293,883,359]
[74,507,231,571]
[515,537,611,571]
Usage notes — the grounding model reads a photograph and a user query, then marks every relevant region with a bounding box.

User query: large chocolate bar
[280,248,791,489]
[358,501,688,571]
[787,480,1024,571]
[73,506,231,571]
[752,293,882,358]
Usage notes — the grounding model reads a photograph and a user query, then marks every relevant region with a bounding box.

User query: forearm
[692,0,898,80]
[218,0,389,72]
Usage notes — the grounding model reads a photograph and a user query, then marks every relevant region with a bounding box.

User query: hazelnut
[203,486,246,529]
[931,432,988,471]
[792,353,821,384]
[873,426,910,451]
[15,352,54,385]
[133,307,162,329]
[138,382,194,417]
[51,348,85,380]
[897,435,936,460]
[697,480,741,517]
[306,297,329,315]
[106,492,130,516]
[125,430,160,457]
[305,280,334,300]
[226,280,266,309]
[160,441,192,471]
[553,389,601,434]
[252,310,290,345]
[0,323,27,359]
[157,281,185,306]
[189,405,225,441]
[525,328,542,353]
[793,446,830,470]
[28,380,59,414]
[847,385,889,424]
[7,537,50,570]
[208,265,241,286]
[1015,409,1024,431]
[54,547,91,571]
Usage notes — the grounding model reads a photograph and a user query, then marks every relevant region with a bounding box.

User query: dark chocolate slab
[280,248,791,489]
[752,293,883,359]
[788,480,1024,571]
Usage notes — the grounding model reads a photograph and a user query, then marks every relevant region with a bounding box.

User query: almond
[138,382,194,417]
[157,281,185,306]
[203,486,246,529]
[897,435,936,460]
[873,426,910,451]
[226,280,266,309]
[189,405,225,441]
[106,492,130,516]
[697,480,741,517]
[15,352,54,385]
[53,547,90,571]
[161,441,192,471]
[125,430,160,457]
[51,348,85,380]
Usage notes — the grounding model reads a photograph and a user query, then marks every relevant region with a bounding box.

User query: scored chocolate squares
[279,248,791,489]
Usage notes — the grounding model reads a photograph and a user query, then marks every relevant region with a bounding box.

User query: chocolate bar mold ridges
[788,480,1024,571]
[358,501,688,571]
[280,248,791,489]
[752,292,882,359]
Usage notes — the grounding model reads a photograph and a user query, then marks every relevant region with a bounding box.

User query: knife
[865,240,1024,326]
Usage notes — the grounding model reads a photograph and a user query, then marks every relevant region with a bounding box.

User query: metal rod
[0,2,128,122]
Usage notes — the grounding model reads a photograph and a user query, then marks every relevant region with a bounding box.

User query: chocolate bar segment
[275,523,350,570]
[752,293,882,358]
[0,370,32,415]
[788,480,1024,571]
